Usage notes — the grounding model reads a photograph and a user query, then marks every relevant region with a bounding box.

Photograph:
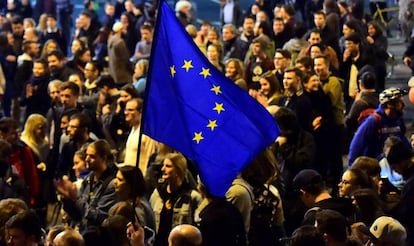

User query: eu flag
[143,0,280,197]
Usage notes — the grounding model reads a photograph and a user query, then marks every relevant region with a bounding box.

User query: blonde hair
[21,114,48,161]
[165,152,187,181]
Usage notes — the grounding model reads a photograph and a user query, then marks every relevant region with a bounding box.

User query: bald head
[53,229,85,246]
[168,224,202,246]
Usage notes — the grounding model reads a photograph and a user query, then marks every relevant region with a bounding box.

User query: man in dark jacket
[387,140,414,245]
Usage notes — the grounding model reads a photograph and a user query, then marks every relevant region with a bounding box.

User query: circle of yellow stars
[169,59,224,145]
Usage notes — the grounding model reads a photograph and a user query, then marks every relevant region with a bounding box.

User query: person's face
[140,29,152,42]
[253,21,261,36]
[120,15,129,26]
[124,0,134,12]
[60,115,69,133]
[124,100,141,126]
[368,24,376,37]
[60,88,77,109]
[207,30,218,42]
[68,75,83,92]
[105,5,115,16]
[222,28,234,42]
[27,43,39,57]
[114,170,127,193]
[251,5,260,15]
[45,42,58,54]
[283,71,299,91]
[259,78,271,96]
[338,170,358,197]
[345,40,358,54]
[120,90,133,103]
[274,52,289,70]
[207,45,219,62]
[342,25,353,36]
[23,30,36,41]
[32,62,46,77]
[391,97,405,117]
[11,23,23,35]
[73,154,87,177]
[314,14,325,29]
[252,42,261,56]
[0,127,19,145]
[310,46,322,59]
[85,145,103,171]
[161,158,177,181]
[304,75,321,92]
[134,63,144,78]
[34,123,46,140]
[281,7,288,19]
[79,14,90,27]
[67,118,81,141]
[200,24,210,36]
[80,50,91,63]
[46,17,57,29]
[410,133,414,149]
[314,57,329,77]
[225,61,237,78]
[273,20,284,34]
[49,85,60,102]
[338,3,347,14]
[274,7,283,18]
[256,12,267,23]
[47,55,62,72]
[295,62,306,72]
[6,228,30,246]
[84,62,98,81]
[71,40,82,54]
[7,32,14,45]
[243,18,254,34]
[308,32,321,45]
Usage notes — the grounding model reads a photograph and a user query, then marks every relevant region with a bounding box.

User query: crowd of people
[0,0,414,245]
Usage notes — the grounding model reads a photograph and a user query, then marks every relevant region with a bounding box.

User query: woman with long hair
[110,166,155,232]
[40,39,60,59]
[20,113,48,226]
[258,71,283,106]
[366,21,388,91]
[225,58,248,91]
[206,43,224,72]
[132,59,149,97]
[149,152,201,246]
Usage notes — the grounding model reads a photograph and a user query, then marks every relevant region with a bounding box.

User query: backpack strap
[372,112,382,135]
[304,206,321,219]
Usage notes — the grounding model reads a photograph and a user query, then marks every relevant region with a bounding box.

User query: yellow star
[213,102,225,114]
[192,132,204,144]
[170,65,176,78]
[206,120,218,131]
[210,85,222,95]
[200,67,211,79]
[182,60,193,72]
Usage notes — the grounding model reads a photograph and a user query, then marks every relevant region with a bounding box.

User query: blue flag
[143,1,280,197]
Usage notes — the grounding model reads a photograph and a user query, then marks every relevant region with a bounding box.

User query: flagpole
[135,0,164,171]
[132,0,165,227]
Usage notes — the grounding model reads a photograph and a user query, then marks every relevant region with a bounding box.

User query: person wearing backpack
[292,169,356,226]
[344,71,379,134]
[348,87,411,165]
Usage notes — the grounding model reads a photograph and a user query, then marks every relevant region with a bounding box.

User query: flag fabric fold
[143,0,280,197]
